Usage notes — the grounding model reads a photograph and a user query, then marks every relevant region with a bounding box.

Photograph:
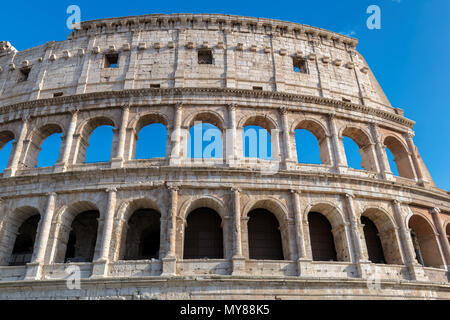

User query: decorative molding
[0,88,415,128]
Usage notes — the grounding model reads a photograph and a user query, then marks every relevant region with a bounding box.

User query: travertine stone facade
[0,14,449,300]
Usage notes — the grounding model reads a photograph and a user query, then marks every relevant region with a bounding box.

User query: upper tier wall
[0,14,393,113]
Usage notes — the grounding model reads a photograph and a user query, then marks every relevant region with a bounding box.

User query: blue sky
[0,0,448,189]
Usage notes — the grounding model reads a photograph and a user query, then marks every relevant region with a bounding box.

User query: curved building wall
[0,14,448,300]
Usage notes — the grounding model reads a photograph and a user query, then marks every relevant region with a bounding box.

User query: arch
[185,111,225,131]
[122,209,161,260]
[341,126,377,172]
[52,201,100,263]
[243,198,290,260]
[361,216,386,264]
[75,116,115,164]
[180,196,225,221]
[247,209,284,260]
[183,207,224,259]
[305,202,350,262]
[293,119,331,165]
[408,214,444,268]
[0,206,41,266]
[23,124,63,169]
[0,130,15,172]
[135,123,168,159]
[129,112,169,133]
[239,114,278,132]
[115,198,162,260]
[383,135,415,179]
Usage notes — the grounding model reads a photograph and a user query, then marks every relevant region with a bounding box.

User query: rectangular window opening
[18,67,31,82]
[53,92,64,97]
[104,53,119,68]
[252,86,263,91]
[293,58,307,74]
[198,49,213,64]
[342,97,351,103]
[150,84,161,88]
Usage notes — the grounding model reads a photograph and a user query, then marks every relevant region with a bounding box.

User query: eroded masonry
[0,13,449,299]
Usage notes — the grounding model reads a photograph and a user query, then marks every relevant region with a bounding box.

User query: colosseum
[0,13,449,300]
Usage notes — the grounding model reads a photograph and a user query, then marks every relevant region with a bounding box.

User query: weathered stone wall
[0,14,449,300]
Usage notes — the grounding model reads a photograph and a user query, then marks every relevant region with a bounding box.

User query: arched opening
[183,207,223,259]
[0,131,14,172]
[76,117,115,163]
[188,123,222,159]
[36,132,62,167]
[361,216,386,264]
[408,215,444,268]
[242,116,276,160]
[64,210,99,263]
[294,120,331,165]
[9,215,40,266]
[342,127,377,172]
[85,126,114,163]
[385,147,400,176]
[308,212,337,262]
[243,126,272,159]
[384,136,415,179]
[295,130,321,164]
[24,124,63,169]
[132,113,168,160]
[361,208,403,265]
[136,124,167,159]
[247,209,284,260]
[123,209,161,260]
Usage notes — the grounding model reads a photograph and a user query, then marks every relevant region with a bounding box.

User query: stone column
[231,187,246,275]
[392,200,428,281]
[3,116,29,177]
[369,123,394,181]
[405,132,429,186]
[54,110,78,172]
[291,189,312,277]
[279,107,294,170]
[25,192,56,280]
[111,105,130,168]
[327,113,347,172]
[169,103,183,166]
[162,184,179,276]
[344,194,371,278]
[92,188,117,277]
[226,103,238,166]
[430,208,450,268]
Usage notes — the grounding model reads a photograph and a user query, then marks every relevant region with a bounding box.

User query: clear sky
[0,0,448,190]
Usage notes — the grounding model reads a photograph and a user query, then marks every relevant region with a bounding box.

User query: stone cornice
[0,87,415,128]
[67,13,358,47]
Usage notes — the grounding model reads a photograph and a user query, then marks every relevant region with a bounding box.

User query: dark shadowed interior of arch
[308,212,337,262]
[247,209,284,260]
[408,215,443,268]
[361,216,386,264]
[187,123,222,158]
[135,123,167,159]
[64,210,99,263]
[85,125,114,163]
[9,215,40,266]
[343,136,363,170]
[123,209,161,260]
[243,125,272,159]
[36,132,62,167]
[295,129,321,164]
[183,207,223,259]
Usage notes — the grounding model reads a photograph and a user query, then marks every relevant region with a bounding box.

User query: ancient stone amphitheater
[0,13,448,300]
